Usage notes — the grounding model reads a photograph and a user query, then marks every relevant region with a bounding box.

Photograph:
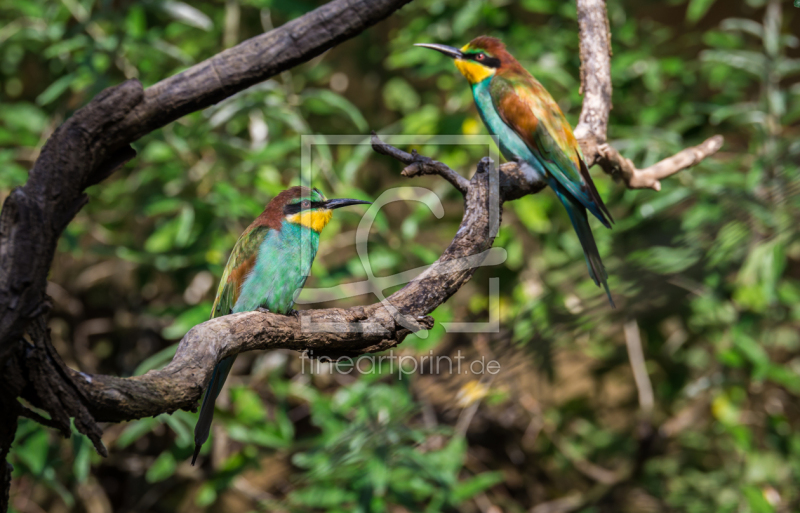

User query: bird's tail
[552,182,615,308]
[192,355,236,465]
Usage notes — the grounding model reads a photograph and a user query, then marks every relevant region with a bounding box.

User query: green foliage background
[2,0,800,511]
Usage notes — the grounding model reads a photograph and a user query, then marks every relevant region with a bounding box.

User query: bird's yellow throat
[287,210,333,232]
[455,59,494,84]
[455,44,495,84]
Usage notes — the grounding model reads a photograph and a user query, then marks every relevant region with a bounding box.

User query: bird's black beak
[415,43,464,60]
[324,198,372,210]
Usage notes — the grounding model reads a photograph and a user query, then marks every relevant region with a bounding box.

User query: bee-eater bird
[192,186,371,465]
[417,37,615,307]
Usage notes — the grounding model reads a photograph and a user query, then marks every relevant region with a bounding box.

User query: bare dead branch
[598,135,725,191]
[574,0,723,187]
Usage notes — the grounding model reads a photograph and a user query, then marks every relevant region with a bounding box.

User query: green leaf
[116,417,159,449]
[163,413,193,448]
[451,471,504,503]
[227,424,292,449]
[290,486,357,508]
[35,73,75,106]
[162,302,212,340]
[195,483,217,507]
[125,5,147,38]
[72,435,92,483]
[628,246,701,274]
[301,89,368,132]
[133,343,178,375]
[15,429,49,475]
[686,0,717,23]
[742,485,775,513]
[174,204,195,247]
[512,195,552,233]
[701,49,766,76]
[230,387,268,425]
[383,77,421,113]
[146,452,177,483]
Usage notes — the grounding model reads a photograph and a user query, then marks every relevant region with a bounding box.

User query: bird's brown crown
[457,36,524,83]
[255,186,326,231]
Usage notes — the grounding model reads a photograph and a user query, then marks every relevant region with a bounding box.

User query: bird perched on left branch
[416,36,615,307]
[192,186,371,465]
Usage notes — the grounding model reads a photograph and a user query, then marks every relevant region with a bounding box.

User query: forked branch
[575,0,723,190]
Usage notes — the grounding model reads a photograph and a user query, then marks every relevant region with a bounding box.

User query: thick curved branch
[574,0,723,189]
[0,0,412,366]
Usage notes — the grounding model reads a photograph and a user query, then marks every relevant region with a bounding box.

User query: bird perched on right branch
[417,36,615,307]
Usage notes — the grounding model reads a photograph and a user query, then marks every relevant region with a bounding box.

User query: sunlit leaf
[161,1,213,31]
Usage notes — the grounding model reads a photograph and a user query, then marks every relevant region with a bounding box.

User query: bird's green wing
[490,74,613,226]
[210,224,271,319]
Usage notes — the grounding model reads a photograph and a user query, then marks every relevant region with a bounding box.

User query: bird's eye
[301,200,311,209]
[476,53,485,61]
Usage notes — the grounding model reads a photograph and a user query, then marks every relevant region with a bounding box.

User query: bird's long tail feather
[192,355,236,465]
[552,182,615,308]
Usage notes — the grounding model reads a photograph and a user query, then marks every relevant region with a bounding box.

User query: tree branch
[597,135,724,191]
[574,0,723,189]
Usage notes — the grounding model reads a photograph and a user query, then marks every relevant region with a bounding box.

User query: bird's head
[265,186,370,233]
[416,36,511,85]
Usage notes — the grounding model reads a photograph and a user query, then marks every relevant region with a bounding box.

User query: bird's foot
[257,307,271,314]
[287,309,300,318]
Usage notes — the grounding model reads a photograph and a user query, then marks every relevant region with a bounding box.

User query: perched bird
[417,37,615,306]
[192,186,371,465]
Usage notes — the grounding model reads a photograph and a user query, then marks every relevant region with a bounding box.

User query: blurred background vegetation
[2,0,800,511]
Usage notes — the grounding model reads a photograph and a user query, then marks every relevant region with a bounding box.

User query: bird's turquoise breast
[472,78,546,182]
[233,222,319,315]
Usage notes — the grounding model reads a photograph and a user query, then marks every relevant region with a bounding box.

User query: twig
[598,136,724,191]
[530,494,584,513]
[623,319,654,415]
[17,406,62,430]
[542,422,624,486]
[370,132,471,194]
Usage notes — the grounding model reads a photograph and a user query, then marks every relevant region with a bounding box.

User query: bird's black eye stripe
[466,52,501,68]
[283,200,326,215]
